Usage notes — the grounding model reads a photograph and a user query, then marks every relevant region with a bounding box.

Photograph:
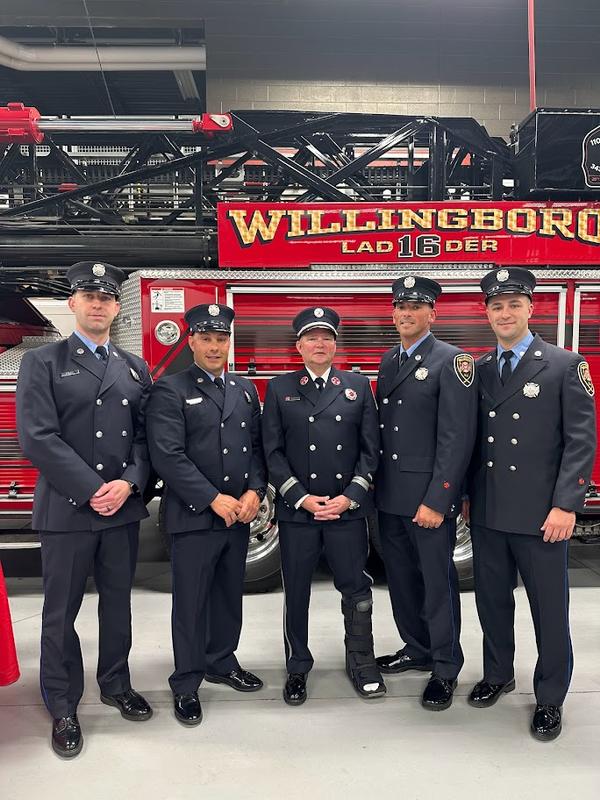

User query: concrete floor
[1,545,600,800]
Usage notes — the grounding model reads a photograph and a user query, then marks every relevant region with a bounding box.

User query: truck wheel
[453,515,474,591]
[367,512,474,591]
[158,487,281,593]
[244,485,281,593]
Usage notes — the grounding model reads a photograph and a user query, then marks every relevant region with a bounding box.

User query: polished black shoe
[531,704,562,741]
[468,679,515,708]
[52,715,83,758]
[205,668,264,693]
[376,649,433,675]
[283,673,307,706]
[100,688,153,721]
[173,692,203,726]
[421,676,457,711]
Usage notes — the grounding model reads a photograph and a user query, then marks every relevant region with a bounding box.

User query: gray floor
[1,545,600,800]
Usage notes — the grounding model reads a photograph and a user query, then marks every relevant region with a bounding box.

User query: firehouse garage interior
[1,0,600,797]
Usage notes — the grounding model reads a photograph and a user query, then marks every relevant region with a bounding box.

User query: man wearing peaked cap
[146,303,267,726]
[375,274,478,712]
[16,260,153,758]
[465,267,596,741]
[262,306,385,705]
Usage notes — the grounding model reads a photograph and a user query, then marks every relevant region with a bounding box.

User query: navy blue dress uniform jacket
[16,334,151,531]
[262,366,379,523]
[375,334,477,518]
[468,334,597,536]
[146,363,266,533]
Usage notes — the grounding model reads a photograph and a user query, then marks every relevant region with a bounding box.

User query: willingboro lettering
[217,202,600,268]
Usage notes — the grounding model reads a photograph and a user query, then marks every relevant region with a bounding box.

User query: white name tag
[185,397,204,405]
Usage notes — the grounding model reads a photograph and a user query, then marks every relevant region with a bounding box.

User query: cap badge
[345,388,357,400]
[403,276,415,288]
[497,269,509,282]
[92,263,106,277]
[208,304,220,316]
[300,375,309,385]
[415,367,429,381]
[523,382,540,398]
[331,376,341,386]
[314,307,324,318]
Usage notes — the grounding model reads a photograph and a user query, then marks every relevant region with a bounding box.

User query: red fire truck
[2,108,600,590]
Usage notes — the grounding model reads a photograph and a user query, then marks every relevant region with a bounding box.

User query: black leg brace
[341,594,385,695]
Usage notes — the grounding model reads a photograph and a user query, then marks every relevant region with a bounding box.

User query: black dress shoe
[100,688,153,721]
[204,668,264,693]
[173,692,203,726]
[283,673,307,706]
[421,676,457,711]
[52,715,83,758]
[468,679,515,708]
[376,649,433,674]
[531,704,562,741]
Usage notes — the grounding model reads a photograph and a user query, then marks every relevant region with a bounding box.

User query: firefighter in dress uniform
[146,304,267,726]
[375,276,477,711]
[16,262,153,759]
[465,267,596,741]
[262,307,385,705]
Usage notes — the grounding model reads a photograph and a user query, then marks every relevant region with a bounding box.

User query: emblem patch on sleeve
[578,361,595,396]
[454,354,475,387]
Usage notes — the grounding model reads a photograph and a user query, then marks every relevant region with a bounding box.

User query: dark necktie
[315,377,325,391]
[214,376,225,393]
[399,351,408,366]
[95,345,108,362]
[500,350,514,385]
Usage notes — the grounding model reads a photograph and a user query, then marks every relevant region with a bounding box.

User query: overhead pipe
[0,34,205,72]
[528,0,537,111]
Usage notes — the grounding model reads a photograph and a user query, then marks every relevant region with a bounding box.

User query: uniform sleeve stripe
[280,477,299,496]
[351,476,370,490]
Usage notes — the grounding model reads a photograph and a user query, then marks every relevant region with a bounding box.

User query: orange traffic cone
[0,560,19,686]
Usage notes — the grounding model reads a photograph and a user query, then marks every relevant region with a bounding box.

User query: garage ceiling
[0,2,207,115]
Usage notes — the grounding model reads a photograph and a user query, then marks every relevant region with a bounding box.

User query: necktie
[399,351,408,366]
[315,377,325,391]
[500,350,514,385]
[95,345,108,362]
[214,376,225,393]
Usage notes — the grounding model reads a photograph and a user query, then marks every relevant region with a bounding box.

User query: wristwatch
[126,481,138,495]
[253,487,267,501]
[348,499,360,511]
